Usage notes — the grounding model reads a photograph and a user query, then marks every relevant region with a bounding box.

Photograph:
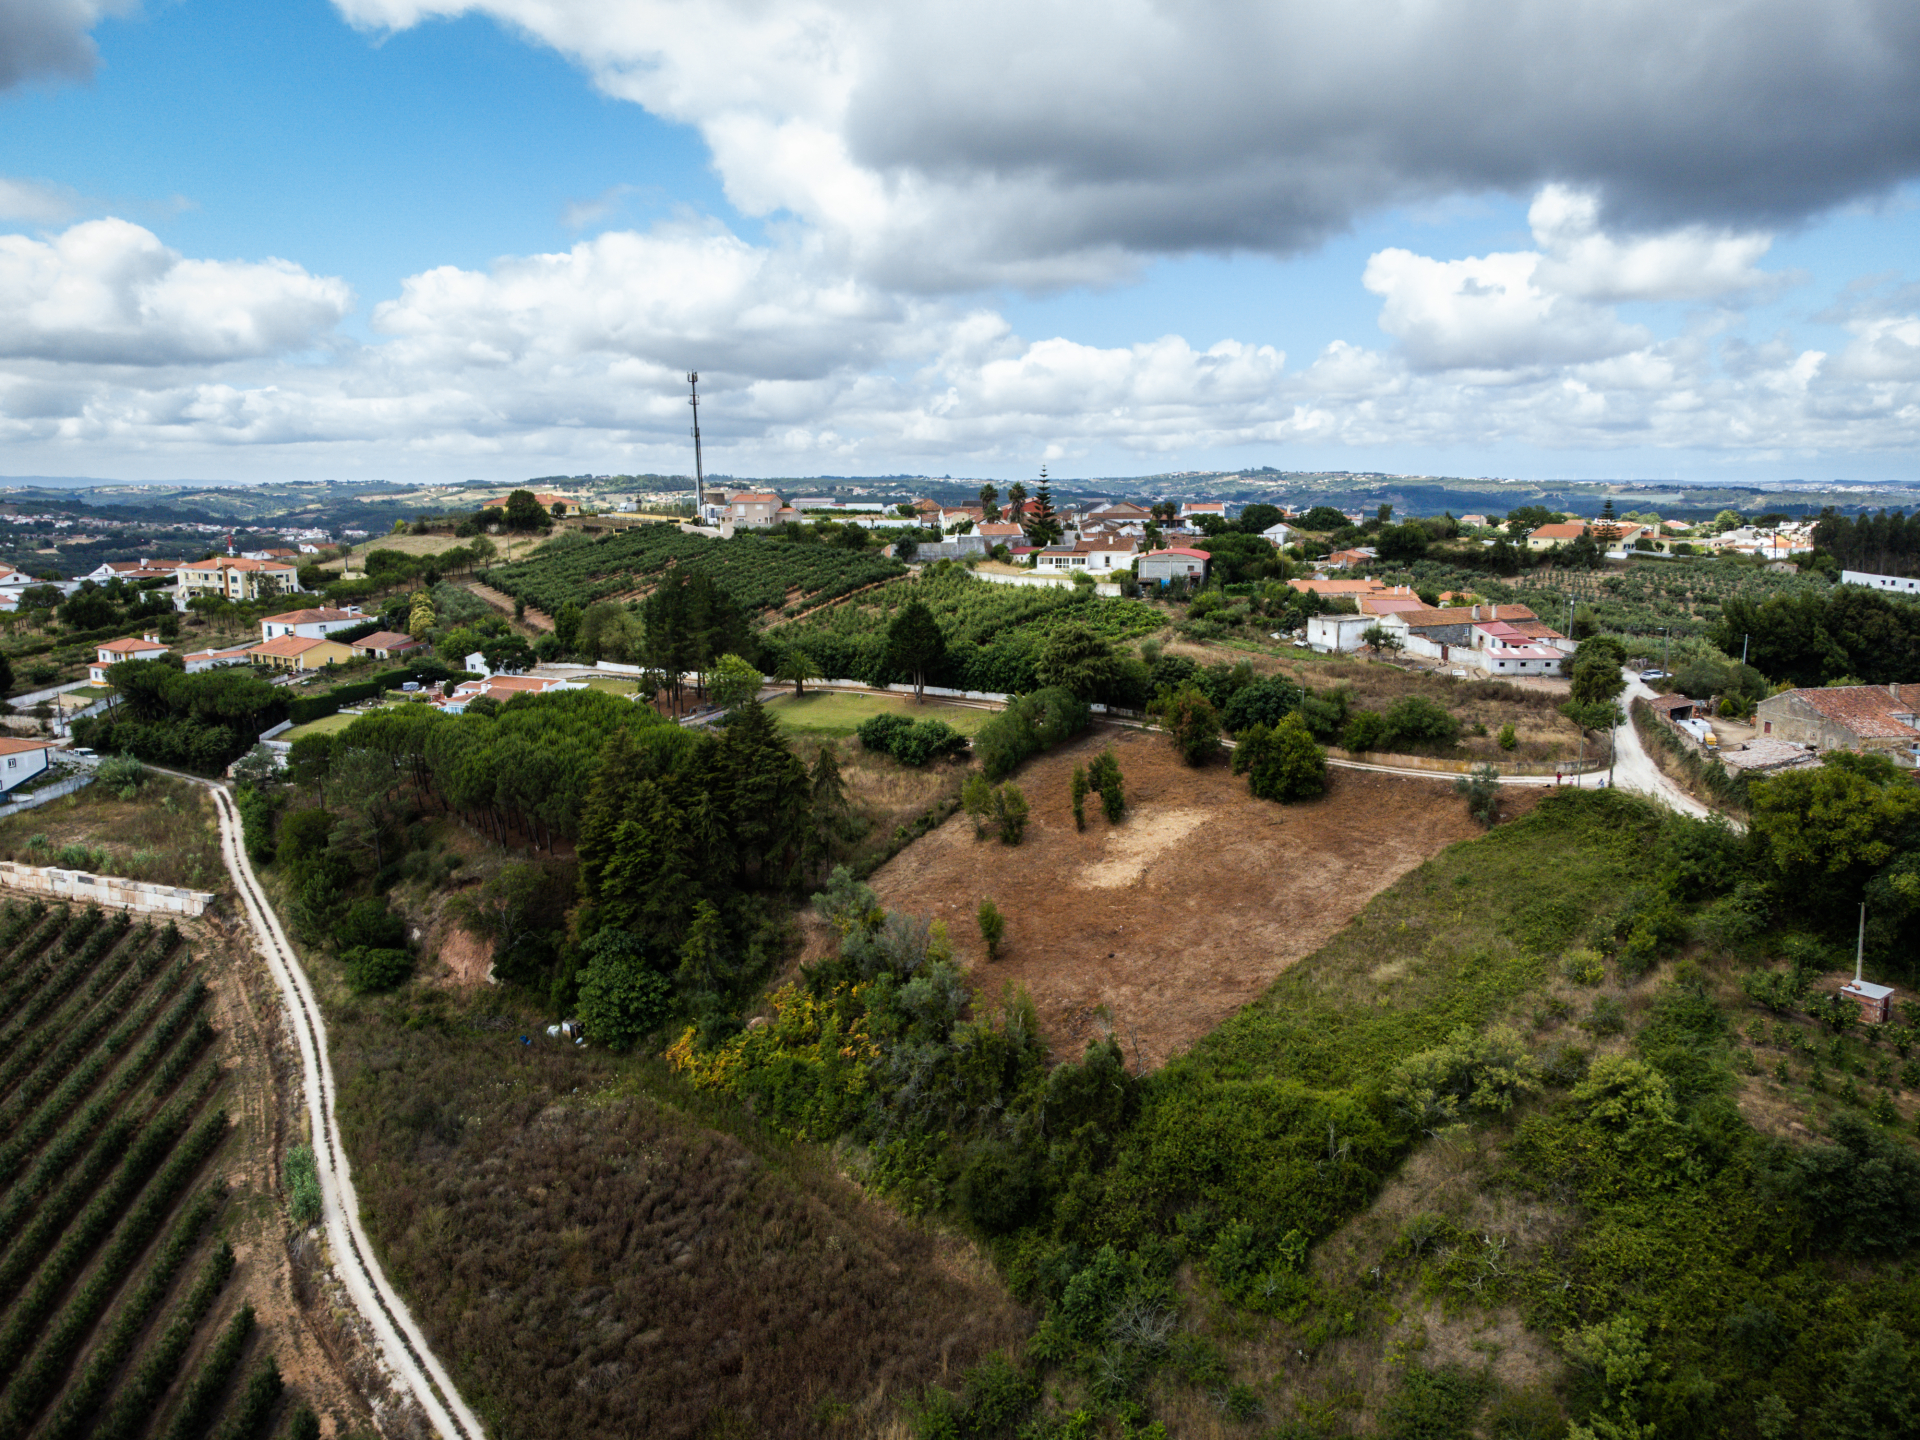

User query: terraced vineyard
[482,526,906,619]
[773,565,1166,692]
[0,900,292,1440]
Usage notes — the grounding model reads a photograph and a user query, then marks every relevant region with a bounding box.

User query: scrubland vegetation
[164,504,1920,1438]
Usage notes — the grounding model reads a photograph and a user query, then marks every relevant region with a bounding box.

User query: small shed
[1648,693,1699,724]
[1840,979,1894,1025]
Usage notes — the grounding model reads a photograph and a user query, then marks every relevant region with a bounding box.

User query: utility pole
[688,371,705,520]
[1741,633,1749,668]
[1856,901,1866,986]
[1662,626,1670,675]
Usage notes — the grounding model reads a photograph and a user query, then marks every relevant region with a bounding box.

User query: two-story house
[173,559,300,611]
[258,607,363,641]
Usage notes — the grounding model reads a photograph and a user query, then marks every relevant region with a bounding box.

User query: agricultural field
[0,901,277,1440]
[481,526,905,619]
[1388,555,1831,642]
[774,565,1166,693]
[764,689,998,738]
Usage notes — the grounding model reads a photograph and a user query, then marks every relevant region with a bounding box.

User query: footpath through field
[190,776,488,1440]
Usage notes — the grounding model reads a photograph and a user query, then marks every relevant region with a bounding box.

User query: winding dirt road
[199,781,486,1440]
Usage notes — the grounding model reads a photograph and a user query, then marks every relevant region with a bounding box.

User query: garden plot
[868,726,1535,1069]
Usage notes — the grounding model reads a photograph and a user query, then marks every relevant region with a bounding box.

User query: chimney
[1891,683,1901,702]
[1490,604,1499,620]
[1471,604,1481,621]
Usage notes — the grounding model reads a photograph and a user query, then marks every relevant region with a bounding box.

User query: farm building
[1753,685,1920,758]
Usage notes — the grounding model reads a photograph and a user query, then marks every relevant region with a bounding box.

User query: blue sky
[1,0,1918,485]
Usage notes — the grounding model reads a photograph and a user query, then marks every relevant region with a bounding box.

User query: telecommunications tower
[688,371,705,518]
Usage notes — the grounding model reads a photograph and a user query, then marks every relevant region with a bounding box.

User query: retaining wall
[1323,746,1608,776]
[973,569,1122,598]
[0,860,215,916]
[0,773,94,819]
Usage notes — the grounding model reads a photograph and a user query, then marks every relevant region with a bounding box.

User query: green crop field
[764,689,997,737]
[481,526,906,619]
[0,900,290,1440]
[772,565,1165,693]
[1389,554,1834,642]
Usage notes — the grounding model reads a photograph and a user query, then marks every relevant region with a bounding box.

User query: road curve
[198,780,486,1440]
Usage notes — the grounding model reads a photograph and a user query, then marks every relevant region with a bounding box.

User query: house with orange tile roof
[259,606,364,641]
[173,557,301,610]
[350,630,424,661]
[0,736,58,794]
[724,492,784,528]
[1755,684,1920,759]
[248,634,353,672]
[89,633,170,685]
[1525,521,1589,551]
[440,673,584,712]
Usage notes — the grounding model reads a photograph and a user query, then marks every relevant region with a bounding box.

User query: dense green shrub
[977,899,1005,960]
[1156,683,1220,764]
[284,1144,321,1226]
[578,942,674,1049]
[992,784,1029,845]
[1220,676,1305,734]
[1233,713,1326,802]
[974,687,1091,780]
[343,946,412,993]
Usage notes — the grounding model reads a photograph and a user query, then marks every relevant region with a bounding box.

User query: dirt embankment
[869,726,1533,1070]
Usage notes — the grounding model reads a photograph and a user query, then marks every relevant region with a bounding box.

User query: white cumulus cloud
[0,219,354,366]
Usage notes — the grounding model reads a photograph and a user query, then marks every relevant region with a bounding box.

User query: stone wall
[0,861,215,916]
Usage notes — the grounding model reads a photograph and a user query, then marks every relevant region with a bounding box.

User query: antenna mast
[688,371,705,518]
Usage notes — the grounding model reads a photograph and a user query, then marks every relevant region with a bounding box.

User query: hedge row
[285,661,450,725]
[0,1128,229,1423]
[0,912,136,1098]
[87,1243,237,1440]
[0,906,70,1016]
[155,1304,255,1440]
[22,1187,225,1440]
[0,967,202,1207]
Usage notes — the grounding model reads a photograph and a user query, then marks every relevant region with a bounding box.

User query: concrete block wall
[0,861,215,916]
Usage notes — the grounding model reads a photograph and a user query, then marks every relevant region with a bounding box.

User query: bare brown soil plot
[868,726,1524,1070]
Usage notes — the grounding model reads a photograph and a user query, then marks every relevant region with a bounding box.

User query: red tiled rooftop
[1781,686,1920,740]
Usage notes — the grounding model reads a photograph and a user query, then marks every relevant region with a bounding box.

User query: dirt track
[870,726,1532,1070]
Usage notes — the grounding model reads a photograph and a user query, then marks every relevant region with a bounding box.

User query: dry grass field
[865,724,1538,1069]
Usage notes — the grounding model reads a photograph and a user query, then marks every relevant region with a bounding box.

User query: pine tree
[1023,466,1063,547]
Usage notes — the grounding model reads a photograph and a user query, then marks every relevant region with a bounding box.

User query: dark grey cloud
[0,0,124,91]
[843,0,1920,260]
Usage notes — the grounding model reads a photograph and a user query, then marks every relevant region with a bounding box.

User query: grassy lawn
[578,674,637,695]
[764,688,996,737]
[282,710,367,739]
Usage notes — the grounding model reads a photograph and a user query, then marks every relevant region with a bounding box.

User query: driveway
[1607,671,1718,820]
